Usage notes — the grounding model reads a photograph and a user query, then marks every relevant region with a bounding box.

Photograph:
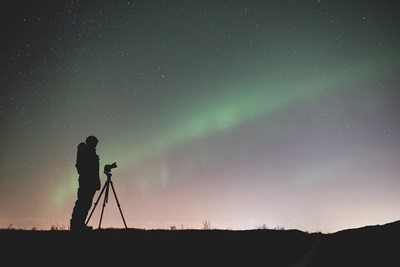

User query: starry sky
[1,0,399,232]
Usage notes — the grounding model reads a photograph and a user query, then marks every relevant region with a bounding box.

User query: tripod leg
[98,182,110,229]
[86,181,107,226]
[109,181,128,228]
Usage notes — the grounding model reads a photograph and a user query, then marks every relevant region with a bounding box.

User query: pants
[70,186,97,227]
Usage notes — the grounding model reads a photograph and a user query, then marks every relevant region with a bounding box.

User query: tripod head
[104,162,117,179]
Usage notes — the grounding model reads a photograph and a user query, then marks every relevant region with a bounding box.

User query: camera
[104,162,117,174]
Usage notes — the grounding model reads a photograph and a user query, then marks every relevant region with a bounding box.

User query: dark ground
[306,220,400,267]
[2,220,399,266]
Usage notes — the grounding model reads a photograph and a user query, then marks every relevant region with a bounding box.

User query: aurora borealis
[1,1,400,232]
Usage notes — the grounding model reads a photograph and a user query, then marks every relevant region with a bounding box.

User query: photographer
[70,135,101,232]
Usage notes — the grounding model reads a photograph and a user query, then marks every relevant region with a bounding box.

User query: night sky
[1,0,399,232]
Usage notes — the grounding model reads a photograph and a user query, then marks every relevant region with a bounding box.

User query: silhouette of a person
[70,135,101,231]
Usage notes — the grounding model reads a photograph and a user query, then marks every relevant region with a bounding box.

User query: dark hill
[306,220,400,266]
[2,220,399,266]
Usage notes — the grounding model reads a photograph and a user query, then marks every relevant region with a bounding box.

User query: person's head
[85,135,98,149]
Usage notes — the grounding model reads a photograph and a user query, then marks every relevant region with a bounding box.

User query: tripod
[86,171,128,229]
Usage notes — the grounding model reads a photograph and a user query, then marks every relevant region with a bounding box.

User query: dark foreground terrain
[2,220,399,266]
